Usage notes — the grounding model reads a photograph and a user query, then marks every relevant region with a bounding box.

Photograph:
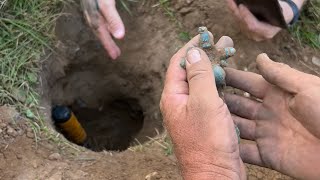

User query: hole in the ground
[55,97,144,152]
[75,98,144,151]
[42,5,166,152]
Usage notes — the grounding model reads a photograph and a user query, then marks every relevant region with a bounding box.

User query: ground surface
[0,0,319,179]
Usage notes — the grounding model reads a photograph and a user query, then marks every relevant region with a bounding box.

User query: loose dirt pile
[0,0,319,179]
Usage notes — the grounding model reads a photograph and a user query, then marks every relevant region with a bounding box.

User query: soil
[0,0,319,179]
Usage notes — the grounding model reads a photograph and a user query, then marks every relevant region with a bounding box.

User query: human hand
[225,54,320,179]
[226,0,294,41]
[81,0,125,59]
[160,34,246,180]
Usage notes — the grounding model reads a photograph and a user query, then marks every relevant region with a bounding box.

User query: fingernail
[259,53,270,60]
[113,29,125,39]
[187,49,201,64]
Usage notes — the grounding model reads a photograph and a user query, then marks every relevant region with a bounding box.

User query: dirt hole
[69,97,144,151]
[45,57,162,152]
[41,5,170,152]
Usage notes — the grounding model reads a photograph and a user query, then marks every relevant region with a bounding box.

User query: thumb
[186,48,221,105]
[256,53,318,93]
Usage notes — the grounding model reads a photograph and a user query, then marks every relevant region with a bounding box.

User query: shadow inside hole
[65,97,144,152]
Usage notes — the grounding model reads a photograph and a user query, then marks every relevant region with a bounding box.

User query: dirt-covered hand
[226,0,282,41]
[160,34,246,180]
[81,0,125,59]
[225,53,320,179]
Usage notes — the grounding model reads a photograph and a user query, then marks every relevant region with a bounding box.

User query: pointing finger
[99,0,125,39]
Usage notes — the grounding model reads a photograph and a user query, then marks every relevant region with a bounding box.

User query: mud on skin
[180,27,236,89]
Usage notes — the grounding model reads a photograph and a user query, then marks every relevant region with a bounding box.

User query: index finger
[99,0,125,39]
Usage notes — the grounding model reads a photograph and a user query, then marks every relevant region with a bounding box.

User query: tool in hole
[52,105,87,145]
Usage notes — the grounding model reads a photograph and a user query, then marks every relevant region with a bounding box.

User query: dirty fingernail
[187,49,201,64]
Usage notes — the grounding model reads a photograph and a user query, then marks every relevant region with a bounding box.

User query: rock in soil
[49,153,62,161]
[312,56,320,67]
[145,172,160,180]
[6,126,17,137]
[26,131,34,138]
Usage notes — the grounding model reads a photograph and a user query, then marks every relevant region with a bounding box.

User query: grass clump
[291,0,320,49]
[0,0,64,138]
[0,0,63,112]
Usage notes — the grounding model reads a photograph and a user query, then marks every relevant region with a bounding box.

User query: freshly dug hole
[40,4,177,152]
[68,96,144,151]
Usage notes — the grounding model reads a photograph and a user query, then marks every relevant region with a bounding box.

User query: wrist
[178,151,241,180]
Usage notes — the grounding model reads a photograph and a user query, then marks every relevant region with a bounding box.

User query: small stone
[244,92,250,98]
[16,154,23,159]
[26,131,34,138]
[145,172,159,180]
[6,126,17,137]
[312,56,320,67]
[41,143,54,150]
[0,129,2,134]
[32,161,38,168]
[179,7,192,15]
[49,153,61,161]
[303,56,308,62]
[0,123,6,128]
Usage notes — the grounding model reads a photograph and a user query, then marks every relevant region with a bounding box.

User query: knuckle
[247,23,257,32]
[108,18,121,29]
[188,68,211,82]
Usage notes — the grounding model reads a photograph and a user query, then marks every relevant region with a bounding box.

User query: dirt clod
[26,131,34,138]
[6,126,17,137]
[0,123,6,128]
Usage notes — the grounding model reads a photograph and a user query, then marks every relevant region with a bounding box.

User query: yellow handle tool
[52,106,87,145]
